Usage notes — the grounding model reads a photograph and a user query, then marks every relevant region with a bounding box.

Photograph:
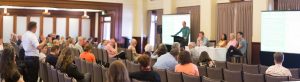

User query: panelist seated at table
[226,32,248,61]
[217,34,228,48]
[196,31,209,47]
[226,33,238,48]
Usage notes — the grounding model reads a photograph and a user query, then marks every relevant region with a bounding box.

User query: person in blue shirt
[174,21,190,46]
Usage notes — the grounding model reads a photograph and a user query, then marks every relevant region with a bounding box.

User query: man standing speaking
[174,21,190,46]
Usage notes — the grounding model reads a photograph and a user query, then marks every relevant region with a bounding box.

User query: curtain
[277,0,300,10]
[217,1,253,63]
[177,6,200,42]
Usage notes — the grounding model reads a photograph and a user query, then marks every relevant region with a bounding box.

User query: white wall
[253,0,268,42]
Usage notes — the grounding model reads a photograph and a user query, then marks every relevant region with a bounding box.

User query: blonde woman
[107,60,130,82]
[227,33,238,48]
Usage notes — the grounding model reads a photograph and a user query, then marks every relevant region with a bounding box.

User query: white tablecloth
[189,46,228,61]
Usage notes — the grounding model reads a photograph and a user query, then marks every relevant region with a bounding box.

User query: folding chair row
[46,62,77,82]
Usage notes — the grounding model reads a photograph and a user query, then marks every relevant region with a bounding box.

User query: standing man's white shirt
[22,31,39,56]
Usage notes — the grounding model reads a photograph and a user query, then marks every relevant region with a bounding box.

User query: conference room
[0,0,299,82]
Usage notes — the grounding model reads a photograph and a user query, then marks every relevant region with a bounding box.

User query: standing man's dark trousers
[24,56,39,82]
[226,46,243,61]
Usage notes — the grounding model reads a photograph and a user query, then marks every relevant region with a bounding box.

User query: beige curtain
[177,6,200,42]
[217,1,253,64]
[277,0,300,10]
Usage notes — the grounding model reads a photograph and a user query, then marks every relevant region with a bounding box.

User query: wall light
[42,9,51,15]
[3,8,10,15]
[82,10,89,19]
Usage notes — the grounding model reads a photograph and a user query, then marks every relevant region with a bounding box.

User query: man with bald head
[128,39,140,61]
[174,21,190,46]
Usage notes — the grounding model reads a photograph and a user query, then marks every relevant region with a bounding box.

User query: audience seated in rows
[196,31,209,47]
[153,43,180,71]
[130,55,161,82]
[46,45,60,66]
[80,44,96,63]
[175,50,199,76]
[128,39,140,61]
[56,48,90,82]
[217,33,228,48]
[198,51,215,67]
[266,52,292,76]
[106,38,118,58]
[107,60,131,82]
[0,45,25,82]
[152,43,168,59]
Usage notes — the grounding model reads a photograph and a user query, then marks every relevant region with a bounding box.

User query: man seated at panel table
[266,52,292,76]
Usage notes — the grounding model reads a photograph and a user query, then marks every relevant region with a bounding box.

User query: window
[103,16,111,40]
[149,14,157,46]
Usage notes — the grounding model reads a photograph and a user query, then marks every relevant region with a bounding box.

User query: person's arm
[32,35,46,50]
[174,28,183,36]
[237,42,243,49]
[17,76,25,82]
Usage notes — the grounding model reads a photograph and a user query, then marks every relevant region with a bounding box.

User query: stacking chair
[101,65,108,82]
[51,67,59,82]
[125,49,133,61]
[93,63,102,82]
[243,64,259,74]
[86,62,94,82]
[153,68,168,82]
[214,61,227,69]
[102,49,109,64]
[265,75,289,82]
[202,76,221,82]
[80,59,87,73]
[198,66,207,76]
[290,77,300,81]
[166,70,183,82]
[39,62,43,81]
[64,74,72,82]
[289,68,300,79]
[47,63,53,82]
[129,61,140,73]
[226,62,243,71]
[97,49,103,64]
[243,72,265,82]
[92,48,99,61]
[206,68,223,81]
[259,65,268,74]
[108,58,118,64]
[182,73,201,82]
[74,57,82,72]
[42,62,49,82]
[132,79,149,82]
[223,69,242,82]
[57,70,65,82]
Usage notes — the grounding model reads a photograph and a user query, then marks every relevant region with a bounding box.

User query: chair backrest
[125,49,133,61]
[223,69,242,82]
[243,64,259,74]
[80,59,87,73]
[129,61,140,73]
[226,62,242,71]
[202,76,221,82]
[132,78,150,82]
[101,66,108,82]
[74,57,82,72]
[166,70,183,82]
[97,49,103,63]
[265,75,289,82]
[42,62,48,82]
[108,58,118,64]
[47,63,53,82]
[39,62,43,80]
[198,66,207,76]
[92,48,99,61]
[215,61,226,69]
[93,63,102,82]
[243,72,265,82]
[86,62,94,82]
[206,68,223,81]
[64,74,72,82]
[153,68,168,82]
[182,73,201,82]
[51,66,59,82]
[57,70,65,82]
[102,49,109,63]
[289,68,300,79]
[290,77,300,81]
[259,65,268,74]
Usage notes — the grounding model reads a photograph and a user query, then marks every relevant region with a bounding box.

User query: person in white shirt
[22,21,47,82]
[265,52,292,76]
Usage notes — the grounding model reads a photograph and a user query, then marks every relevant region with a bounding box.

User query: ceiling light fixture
[42,9,51,15]
[82,10,89,19]
[3,8,10,15]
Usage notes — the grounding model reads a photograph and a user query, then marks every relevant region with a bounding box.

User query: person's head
[47,37,53,43]
[155,43,168,57]
[60,36,65,41]
[17,35,22,40]
[188,42,196,49]
[137,55,151,71]
[27,21,37,33]
[84,44,93,52]
[143,51,152,57]
[50,45,60,55]
[172,42,181,50]
[53,40,60,46]
[66,38,74,46]
[107,60,130,82]
[110,38,116,44]
[178,50,192,65]
[273,52,284,65]
[170,48,180,58]
[56,48,74,71]
[77,36,86,46]
[199,51,212,62]
[0,45,20,79]
[41,45,48,54]
[237,32,244,39]
[130,39,137,47]
[229,33,236,40]
[144,44,153,52]
[198,31,205,38]
[182,21,186,27]
[221,33,227,41]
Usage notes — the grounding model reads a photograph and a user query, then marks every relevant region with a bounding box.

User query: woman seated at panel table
[226,33,238,48]
[217,33,228,48]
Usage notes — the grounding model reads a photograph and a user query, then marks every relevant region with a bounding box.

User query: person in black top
[130,55,161,82]
[46,45,60,66]
[56,47,90,82]
[0,45,24,82]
